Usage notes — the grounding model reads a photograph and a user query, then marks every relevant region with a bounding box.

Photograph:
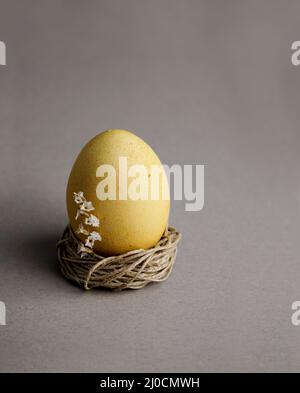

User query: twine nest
[57,225,181,291]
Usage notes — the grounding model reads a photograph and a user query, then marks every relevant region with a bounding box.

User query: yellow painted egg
[66,129,170,256]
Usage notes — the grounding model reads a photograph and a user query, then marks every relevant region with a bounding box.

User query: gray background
[0,0,300,372]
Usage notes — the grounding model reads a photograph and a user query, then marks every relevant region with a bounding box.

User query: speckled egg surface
[67,129,170,256]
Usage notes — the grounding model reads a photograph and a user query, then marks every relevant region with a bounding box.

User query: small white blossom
[77,242,91,257]
[73,191,85,204]
[80,200,94,212]
[85,238,94,248]
[85,214,100,227]
[83,232,101,251]
[89,231,101,242]
[76,223,89,236]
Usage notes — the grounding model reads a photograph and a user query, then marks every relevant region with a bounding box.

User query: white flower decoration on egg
[73,191,101,256]
[81,200,95,212]
[73,191,85,204]
[90,231,102,242]
[85,231,101,249]
[77,242,92,258]
[85,238,94,249]
[85,214,100,228]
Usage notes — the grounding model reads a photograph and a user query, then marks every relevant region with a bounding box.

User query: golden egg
[66,129,170,255]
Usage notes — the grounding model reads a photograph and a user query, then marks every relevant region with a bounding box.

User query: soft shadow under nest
[57,225,181,291]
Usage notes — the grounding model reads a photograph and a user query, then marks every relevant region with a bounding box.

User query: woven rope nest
[57,225,181,291]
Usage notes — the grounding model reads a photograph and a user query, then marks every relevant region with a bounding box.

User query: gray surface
[1,0,300,373]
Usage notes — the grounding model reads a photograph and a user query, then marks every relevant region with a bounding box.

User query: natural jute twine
[57,225,181,291]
